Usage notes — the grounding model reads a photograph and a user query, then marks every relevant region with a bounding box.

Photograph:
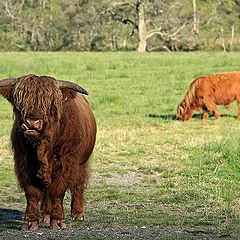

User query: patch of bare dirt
[106,172,142,186]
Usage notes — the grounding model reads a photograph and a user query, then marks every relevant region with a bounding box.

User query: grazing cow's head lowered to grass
[0,74,97,230]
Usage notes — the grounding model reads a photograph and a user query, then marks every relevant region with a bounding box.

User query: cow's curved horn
[0,78,17,87]
[58,80,89,95]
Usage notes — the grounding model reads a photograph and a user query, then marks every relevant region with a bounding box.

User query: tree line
[0,0,240,52]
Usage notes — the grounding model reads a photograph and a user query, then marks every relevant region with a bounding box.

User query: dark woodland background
[0,0,240,52]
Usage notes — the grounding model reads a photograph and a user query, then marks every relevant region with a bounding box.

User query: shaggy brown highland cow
[177,72,240,121]
[0,74,96,230]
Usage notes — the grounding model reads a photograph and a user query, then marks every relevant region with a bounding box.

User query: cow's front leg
[22,186,42,231]
[37,161,51,187]
[37,141,52,187]
[50,195,66,229]
[40,190,51,224]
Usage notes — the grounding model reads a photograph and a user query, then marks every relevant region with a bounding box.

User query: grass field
[1,52,240,239]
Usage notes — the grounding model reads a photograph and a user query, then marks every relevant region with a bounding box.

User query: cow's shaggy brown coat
[0,75,96,230]
[177,72,240,121]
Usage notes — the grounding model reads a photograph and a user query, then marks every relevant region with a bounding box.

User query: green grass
[1,51,240,238]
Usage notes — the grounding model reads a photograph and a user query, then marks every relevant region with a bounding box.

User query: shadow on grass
[148,113,177,120]
[0,208,23,231]
[219,114,236,119]
[148,113,235,121]
[148,113,202,120]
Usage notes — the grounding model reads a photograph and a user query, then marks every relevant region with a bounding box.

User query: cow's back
[200,72,240,105]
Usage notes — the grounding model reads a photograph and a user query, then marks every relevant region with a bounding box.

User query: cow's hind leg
[22,186,42,231]
[70,162,89,220]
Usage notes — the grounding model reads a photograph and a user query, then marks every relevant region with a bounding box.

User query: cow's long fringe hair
[14,75,62,119]
[177,78,199,120]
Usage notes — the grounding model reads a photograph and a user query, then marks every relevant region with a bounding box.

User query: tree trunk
[220,27,226,52]
[229,26,234,52]
[137,0,147,52]
[42,0,46,9]
[193,0,198,34]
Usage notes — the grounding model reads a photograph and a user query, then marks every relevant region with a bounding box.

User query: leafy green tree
[104,0,195,52]
[0,0,240,51]
[196,0,240,50]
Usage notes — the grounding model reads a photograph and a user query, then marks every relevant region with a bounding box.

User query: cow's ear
[61,89,77,100]
[0,78,17,102]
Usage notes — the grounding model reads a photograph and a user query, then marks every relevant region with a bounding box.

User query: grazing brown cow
[177,72,240,121]
[0,74,96,230]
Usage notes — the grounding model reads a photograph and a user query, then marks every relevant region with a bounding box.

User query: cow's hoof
[42,214,50,224]
[72,214,85,221]
[22,220,39,231]
[51,219,67,229]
